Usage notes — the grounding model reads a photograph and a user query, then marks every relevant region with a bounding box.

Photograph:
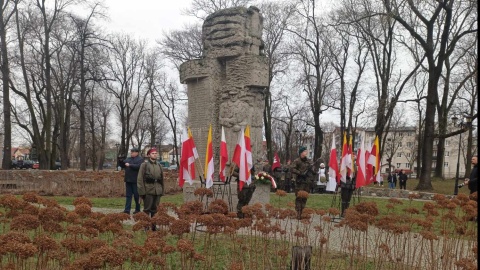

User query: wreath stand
[193,176,234,233]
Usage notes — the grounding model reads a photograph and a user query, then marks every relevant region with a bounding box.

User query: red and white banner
[272,152,281,171]
[178,127,199,187]
[219,126,228,182]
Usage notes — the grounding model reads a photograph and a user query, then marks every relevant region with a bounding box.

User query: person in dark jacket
[138,148,164,221]
[232,166,256,218]
[290,146,316,219]
[120,147,144,214]
[464,155,478,195]
[398,170,408,190]
[340,175,356,217]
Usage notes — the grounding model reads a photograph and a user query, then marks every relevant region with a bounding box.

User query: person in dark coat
[464,155,478,195]
[232,166,256,218]
[120,147,144,214]
[340,175,356,217]
[137,148,164,219]
[290,146,316,219]
[398,170,408,190]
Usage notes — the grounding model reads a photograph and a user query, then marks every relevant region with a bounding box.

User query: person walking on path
[137,148,164,230]
[120,147,144,215]
[291,146,316,219]
[398,170,408,190]
[464,155,478,195]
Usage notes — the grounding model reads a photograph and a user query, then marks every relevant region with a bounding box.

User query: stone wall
[0,170,182,197]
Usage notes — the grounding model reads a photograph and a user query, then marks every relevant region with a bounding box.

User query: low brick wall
[0,170,182,197]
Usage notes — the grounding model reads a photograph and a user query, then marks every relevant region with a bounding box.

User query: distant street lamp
[452,114,473,195]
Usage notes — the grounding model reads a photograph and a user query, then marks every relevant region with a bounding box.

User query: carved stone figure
[180,6,269,171]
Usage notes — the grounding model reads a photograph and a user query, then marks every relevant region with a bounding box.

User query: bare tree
[0,0,16,169]
[383,0,477,190]
[153,76,184,166]
[158,23,203,70]
[289,0,338,161]
[183,0,253,19]
[103,34,148,157]
[258,0,295,164]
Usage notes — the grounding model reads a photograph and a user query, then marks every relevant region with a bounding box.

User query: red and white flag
[328,133,339,186]
[232,126,253,191]
[178,127,199,187]
[355,133,366,188]
[204,125,214,188]
[272,152,281,171]
[219,126,228,182]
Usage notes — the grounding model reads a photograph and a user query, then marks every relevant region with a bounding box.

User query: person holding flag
[290,146,316,219]
[231,126,256,218]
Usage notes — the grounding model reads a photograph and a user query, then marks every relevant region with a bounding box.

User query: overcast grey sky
[101,0,198,41]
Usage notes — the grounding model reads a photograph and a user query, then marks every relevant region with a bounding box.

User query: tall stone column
[180,6,268,177]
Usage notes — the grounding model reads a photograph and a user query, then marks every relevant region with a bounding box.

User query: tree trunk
[0,8,12,169]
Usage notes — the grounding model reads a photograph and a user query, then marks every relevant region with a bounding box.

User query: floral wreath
[254,171,277,188]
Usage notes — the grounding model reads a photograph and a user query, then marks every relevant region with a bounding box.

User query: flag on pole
[328,133,339,185]
[272,152,281,171]
[348,134,355,176]
[179,127,199,187]
[355,133,366,188]
[204,125,214,188]
[365,140,373,184]
[339,132,351,183]
[244,126,253,184]
[232,126,253,191]
[219,126,228,182]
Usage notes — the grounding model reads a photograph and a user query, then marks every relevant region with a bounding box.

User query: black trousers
[340,188,354,217]
[237,184,256,218]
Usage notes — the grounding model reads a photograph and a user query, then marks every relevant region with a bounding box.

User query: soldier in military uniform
[232,166,256,218]
[290,146,316,219]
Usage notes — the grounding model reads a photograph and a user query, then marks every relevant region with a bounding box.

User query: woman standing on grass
[137,148,164,230]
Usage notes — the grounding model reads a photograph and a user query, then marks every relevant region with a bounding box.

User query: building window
[408,132,413,136]
[445,140,450,146]
[397,152,402,157]
[407,142,413,148]
[399,132,403,137]
[396,163,401,168]
[445,151,449,157]
[434,140,438,145]
[406,163,411,168]
[433,151,437,157]
[398,142,402,147]
[444,162,449,167]
[406,153,411,158]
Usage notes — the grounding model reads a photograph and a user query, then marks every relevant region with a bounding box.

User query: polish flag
[355,133,366,188]
[178,127,199,187]
[232,126,253,191]
[328,133,339,185]
[204,125,214,188]
[219,126,228,182]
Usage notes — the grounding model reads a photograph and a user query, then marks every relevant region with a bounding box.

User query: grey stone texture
[180,6,268,178]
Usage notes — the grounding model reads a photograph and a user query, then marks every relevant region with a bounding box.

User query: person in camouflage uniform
[290,146,316,219]
[232,166,256,218]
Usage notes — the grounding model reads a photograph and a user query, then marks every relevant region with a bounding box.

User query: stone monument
[179,6,269,207]
[180,6,268,169]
